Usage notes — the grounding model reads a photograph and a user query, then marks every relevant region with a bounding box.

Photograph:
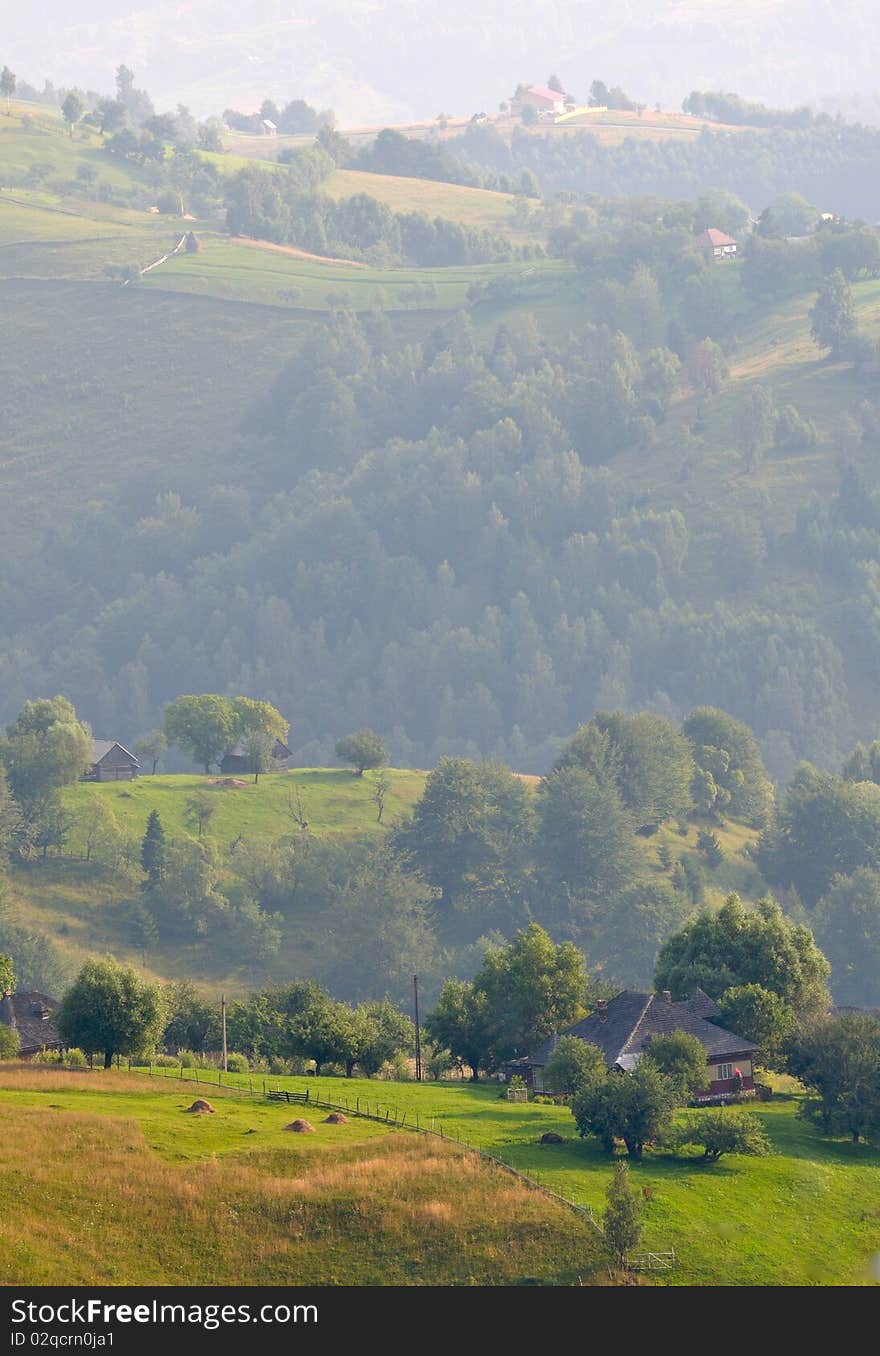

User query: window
[717,1063,733,1081]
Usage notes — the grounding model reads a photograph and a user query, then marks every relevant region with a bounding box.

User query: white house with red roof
[695,227,739,259]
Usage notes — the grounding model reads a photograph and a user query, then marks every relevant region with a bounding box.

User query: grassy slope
[0,1067,607,1286]
[183,1070,880,1287]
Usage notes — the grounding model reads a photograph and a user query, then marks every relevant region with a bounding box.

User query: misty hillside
[6,0,880,123]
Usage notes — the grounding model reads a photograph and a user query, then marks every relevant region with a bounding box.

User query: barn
[83,740,140,782]
[220,737,292,775]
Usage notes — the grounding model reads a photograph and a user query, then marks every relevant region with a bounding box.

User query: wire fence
[140,1063,601,1233]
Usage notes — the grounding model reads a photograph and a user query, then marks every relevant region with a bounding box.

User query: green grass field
[156,1068,879,1287]
[63,768,427,842]
[0,1066,608,1286]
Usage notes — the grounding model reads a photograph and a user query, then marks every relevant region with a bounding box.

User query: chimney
[662,990,672,1003]
[596,999,607,1022]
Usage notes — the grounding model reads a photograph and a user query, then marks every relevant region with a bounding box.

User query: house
[515,988,759,1100]
[219,737,292,775]
[695,227,738,259]
[261,119,277,135]
[518,86,566,116]
[82,740,139,782]
[0,990,63,1057]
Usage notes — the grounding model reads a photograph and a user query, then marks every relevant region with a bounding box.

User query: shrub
[31,1048,63,1064]
[672,1109,772,1161]
[0,1024,21,1059]
[63,1047,88,1069]
[225,1052,249,1073]
[153,1053,179,1067]
[178,1049,198,1068]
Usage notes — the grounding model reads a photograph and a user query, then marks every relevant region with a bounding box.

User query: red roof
[526,85,565,103]
[695,228,738,247]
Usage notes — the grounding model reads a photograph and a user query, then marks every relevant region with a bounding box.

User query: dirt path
[232,235,365,268]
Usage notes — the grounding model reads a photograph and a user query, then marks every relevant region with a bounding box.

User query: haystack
[183,1099,215,1114]
[323,1112,348,1124]
[539,1131,563,1144]
[284,1119,315,1133]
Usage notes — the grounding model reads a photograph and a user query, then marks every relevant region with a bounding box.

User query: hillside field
[0,1065,608,1286]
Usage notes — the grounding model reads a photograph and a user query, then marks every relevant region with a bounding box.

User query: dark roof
[91,740,138,765]
[0,990,62,1055]
[526,989,758,1068]
[224,737,291,759]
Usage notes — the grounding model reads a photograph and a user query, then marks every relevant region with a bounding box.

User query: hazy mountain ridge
[5,1,880,124]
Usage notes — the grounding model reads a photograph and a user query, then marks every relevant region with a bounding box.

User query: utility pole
[413,974,422,1082]
[221,993,228,1073]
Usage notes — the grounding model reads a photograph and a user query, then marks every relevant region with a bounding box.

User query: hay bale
[323,1112,348,1124]
[284,1119,315,1133]
[183,1099,215,1114]
[539,1131,564,1144]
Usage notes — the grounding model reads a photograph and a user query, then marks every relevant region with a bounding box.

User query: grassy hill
[0,1065,608,1285]
[0,1063,876,1286]
[173,1068,880,1287]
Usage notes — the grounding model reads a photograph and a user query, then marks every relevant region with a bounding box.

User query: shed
[220,737,291,775]
[695,227,738,259]
[261,119,278,135]
[83,740,139,782]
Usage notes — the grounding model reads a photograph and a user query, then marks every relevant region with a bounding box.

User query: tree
[0,769,22,859]
[814,870,880,1007]
[537,766,638,902]
[134,730,167,775]
[231,697,288,783]
[2,697,92,803]
[559,712,695,828]
[141,809,166,886]
[474,923,589,1064]
[74,797,120,863]
[395,757,534,909]
[353,999,414,1076]
[0,1022,19,1059]
[184,793,217,840]
[673,1110,772,1161]
[0,953,14,994]
[115,65,135,104]
[58,959,165,1068]
[162,979,219,1052]
[686,338,727,394]
[787,1012,880,1142]
[334,728,388,776]
[424,979,492,1081]
[643,1030,708,1098]
[1,67,15,113]
[683,707,774,825]
[736,384,775,471]
[372,770,391,823]
[655,894,830,1020]
[61,91,84,139]
[717,984,793,1065]
[96,98,127,135]
[286,991,359,1076]
[164,694,237,773]
[810,270,856,358]
[543,1034,606,1096]
[756,766,880,907]
[603,1161,642,1265]
[547,74,564,94]
[572,1058,678,1158]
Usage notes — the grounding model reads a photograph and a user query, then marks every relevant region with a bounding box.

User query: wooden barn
[83,740,140,782]
[220,737,292,775]
[0,990,63,1057]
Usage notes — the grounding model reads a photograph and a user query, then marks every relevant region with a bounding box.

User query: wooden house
[0,990,63,1057]
[512,989,759,1101]
[83,740,139,782]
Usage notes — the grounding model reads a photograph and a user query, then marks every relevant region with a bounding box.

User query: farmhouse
[695,227,739,259]
[516,989,759,1100]
[261,119,277,135]
[518,86,566,116]
[220,737,292,775]
[83,740,139,782]
[0,990,63,1057]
